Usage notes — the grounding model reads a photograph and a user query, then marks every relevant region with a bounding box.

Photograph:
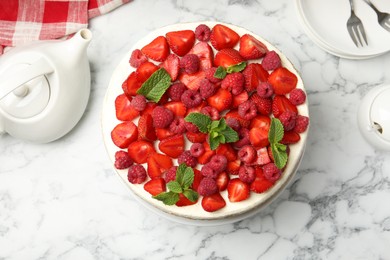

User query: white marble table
[1,0,390,259]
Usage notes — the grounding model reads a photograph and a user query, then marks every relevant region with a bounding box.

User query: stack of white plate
[295,0,390,59]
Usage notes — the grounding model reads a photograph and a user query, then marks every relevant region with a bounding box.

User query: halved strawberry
[252,147,271,166]
[225,110,250,128]
[268,67,298,95]
[123,72,142,98]
[158,134,185,158]
[242,63,269,92]
[156,128,175,140]
[207,88,232,112]
[138,113,157,142]
[176,193,198,207]
[166,30,195,56]
[250,115,271,129]
[214,48,244,68]
[141,36,170,62]
[232,91,249,108]
[185,101,207,116]
[115,94,140,121]
[188,42,214,71]
[192,169,203,192]
[161,54,180,81]
[111,121,138,149]
[147,152,173,179]
[227,178,250,202]
[239,34,268,60]
[127,140,155,164]
[142,102,157,116]
[201,192,226,212]
[178,70,206,91]
[250,166,274,193]
[272,95,298,118]
[144,178,166,196]
[136,61,159,83]
[164,101,187,117]
[227,159,241,175]
[216,172,229,191]
[197,142,215,165]
[249,127,269,148]
[251,93,272,116]
[216,144,237,161]
[210,24,240,50]
[186,132,207,143]
[281,131,300,144]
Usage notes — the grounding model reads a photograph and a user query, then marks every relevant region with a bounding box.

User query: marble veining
[1,0,390,259]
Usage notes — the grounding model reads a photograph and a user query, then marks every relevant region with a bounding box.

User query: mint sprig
[153,163,198,205]
[136,68,171,103]
[213,62,247,79]
[269,118,288,169]
[184,113,239,150]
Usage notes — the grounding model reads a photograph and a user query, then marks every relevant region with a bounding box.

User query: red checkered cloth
[0,0,130,54]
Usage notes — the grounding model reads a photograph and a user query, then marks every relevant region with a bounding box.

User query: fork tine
[357,23,368,46]
[347,26,359,47]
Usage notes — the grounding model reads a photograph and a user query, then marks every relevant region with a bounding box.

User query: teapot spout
[65,29,92,65]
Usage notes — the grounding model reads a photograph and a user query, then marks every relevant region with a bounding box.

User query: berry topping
[200,106,220,120]
[207,88,233,112]
[152,106,174,128]
[129,49,148,68]
[166,30,195,56]
[168,82,187,102]
[190,143,205,158]
[221,72,245,95]
[169,117,186,134]
[144,178,166,196]
[180,54,200,74]
[242,63,269,92]
[181,89,203,108]
[158,134,185,158]
[293,115,309,133]
[199,78,216,99]
[268,67,298,95]
[257,82,274,98]
[198,177,218,196]
[261,50,282,71]
[262,163,282,182]
[238,166,256,184]
[138,113,157,142]
[114,150,133,169]
[111,121,138,149]
[165,166,178,183]
[178,151,198,168]
[141,36,169,62]
[210,24,240,50]
[208,154,228,173]
[234,128,251,149]
[279,111,297,131]
[201,192,226,212]
[226,117,241,132]
[185,121,200,133]
[127,165,147,184]
[201,164,218,179]
[238,100,257,120]
[227,178,250,202]
[195,24,211,42]
[205,67,222,83]
[127,141,155,164]
[289,88,306,105]
[239,34,268,60]
[130,94,147,111]
[214,48,244,68]
[238,145,256,164]
[161,54,180,81]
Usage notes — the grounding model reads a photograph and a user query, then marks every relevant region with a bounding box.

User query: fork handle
[349,0,355,11]
[363,0,380,13]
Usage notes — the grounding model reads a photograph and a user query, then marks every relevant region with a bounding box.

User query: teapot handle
[0,58,54,100]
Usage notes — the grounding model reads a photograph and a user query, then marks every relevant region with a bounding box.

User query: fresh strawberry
[186,132,207,143]
[141,36,169,62]
[158,134,185,158]
[164,101,187,117]
[127,140,155,164]
[178,70,206,91]
[232,91,249,108]
[144,178,166,196]
[135,61,159,83]
[249,127,269,148]
[147,152,173,179]
[214,48,244,68]
[192,168,204,192]
[250,93,272,115]
[166,30,195,56]
[216,144,237,161]
[268,67,298,95]
[281,131,300,144]
[272,95,298,118]
[185,101,207,116]
[176,193,197,207]
[207,88,232,112]
[227,159,241,175]
[161,54,180,81]
[142,102,157,116]
[115,94,140,121]
[138,113,157,142]
[111,121,138,149]
[197,142,215,165]
[250,166,274,193]
[242,63,269,92]
[250,115,271,129]
[227,178,250,202]
[156,128,175,140]
[216,172,229,191]
[123,72,142,98]
[253,147,271,166]
[188,42,214,71]
[210,24,240,50]
[239,34,268,60]
[225,110,250,128]
[201,192,226,212]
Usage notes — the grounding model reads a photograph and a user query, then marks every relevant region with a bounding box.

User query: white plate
[296,0,390,58]
[101,22,309,225]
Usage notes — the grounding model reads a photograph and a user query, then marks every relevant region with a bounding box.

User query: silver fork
[347,0,368,47]
[363,0,390,32]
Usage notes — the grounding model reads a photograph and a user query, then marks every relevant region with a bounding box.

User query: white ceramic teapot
[0,29,92,143]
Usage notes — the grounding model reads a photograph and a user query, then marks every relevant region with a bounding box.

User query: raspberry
[178,151,197,168]
[152,106,174,128]
[127,164,147,184]
[165,166,178,183]
[168,82,186,101]
[238,145,256,164]
[199,78,216,99]
[195,24,211,42]
[262,163,281,182]
[198,177,218,196]
[114,151,133,169]
[251,94,272,115]
[293,115,309,133]
[181,89,202,108]
[238,100,257,120]
[234,128,250,148]
[180,54,200,74]
[190,143,205,157]
[226,118,241,132]
[238,166,256,184]
[185,121,199,133]
[205,67,222,83]
[279,111,297,131]
[169,117,186,134]
[201,106,220,120]
[261,50,281,71]
[208,154,227,173]
[201,164,218,179]
[130,94,147,111]
[221,72,245,95]
[257,82,274,98]
[289,88,306,105]
[129,49,148,68]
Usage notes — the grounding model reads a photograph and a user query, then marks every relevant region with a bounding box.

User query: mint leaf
[167,181,182,193]
[269,118,284,144]
[136,68,171,103]
[183,189,199,202]
[184,113,212,133]
[219,125,239,143]
[153,191,180,205]
[226,62,247,73]
[209,135,220,150]
[175,163,187,187]
[271,143,288,169]
[182,167,194,189]
[214,66,227,79]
